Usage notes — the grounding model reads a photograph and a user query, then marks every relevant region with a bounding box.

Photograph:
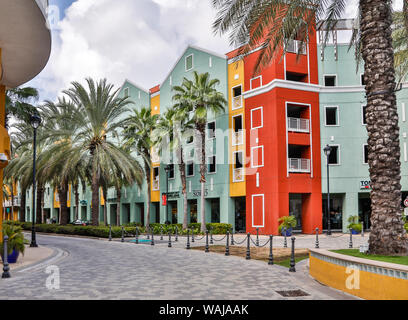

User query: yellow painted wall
[228,60,246,197]
[309,254,408,300]
[150,92,160,202]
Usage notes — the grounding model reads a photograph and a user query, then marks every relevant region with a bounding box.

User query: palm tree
[173,72,226,233]
[61,78,134,226]
[123,107,159,228]
[213,0,408,254]
[5,87,39,129]
[152,106,194,229]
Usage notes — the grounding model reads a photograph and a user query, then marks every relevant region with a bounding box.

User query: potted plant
[278,216,297,236]
[1,224,28,264]
[347,215,363,234]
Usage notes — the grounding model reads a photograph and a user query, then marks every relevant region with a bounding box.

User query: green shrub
[1,224,29,255]
[347,215,363,233]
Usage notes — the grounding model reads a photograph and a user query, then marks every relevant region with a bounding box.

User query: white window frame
[250,76,263,90]
[360,73,365,86]
[124,87,130,97]
[251,107,264,130]
[251,145,264,168]
[209,57,212,68]
[324,105,339,126]
[363,144,369,165]
[207,120,216,140]
[232,114,244,146]
[168,163,176,180]
[153,166,160,190]
[185,54,194,72]
[251,194,265,228]
[208,155,217,174]
[323,74,337,87]
[231,84,243,110]
[327,144,341,166]
[233,150,244,169]
[138,91,141,99]
[186,160,195,177]
[361,105,367,126]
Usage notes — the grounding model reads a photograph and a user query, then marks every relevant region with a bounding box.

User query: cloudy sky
[26,0,404,103]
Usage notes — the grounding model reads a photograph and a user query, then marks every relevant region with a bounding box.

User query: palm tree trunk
[20,187,26,222]
[102,185,107,225]
[197,124,207,233]
[36,185,43,225]
[116,187,121,226]
[41,186,45,224]
[74,183,79,221]
[145,161,151,228]
[91,171,100,226]
[177,146,189,230]
[11,185,14,221]
[59,183,69,225]
[361,0,408,255]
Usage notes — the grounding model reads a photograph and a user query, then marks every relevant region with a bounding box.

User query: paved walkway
[3,245,55,271]
[0,234,357,300]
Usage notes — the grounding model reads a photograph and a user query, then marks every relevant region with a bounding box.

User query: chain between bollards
[256,228,259,246]
[289,237,296,272]
[210,228,214,244]
[175,227,178,242]
[135,227,139,244]
[147,226,150,239]
[2,236,11,278]
[349,228,353,248]
[205,230,209,253]
[230,228,235,245]
[225,231,230,256]
[108,224,112,241]
[121,226,124,243]
[168,231,172,248]
[246,233,251,260]
[191,228,195,243]
[186,229,191,249]
[160,225,163,241]
[151,228,155,246]
[315,228,319,249]
[283,228,288,248]
[268,235,274,265]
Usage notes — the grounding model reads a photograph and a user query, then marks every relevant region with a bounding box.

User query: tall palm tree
[5,87,39,129]
[123,107,159,228]
[173,72,226,233]
[152,106,194,229]
[213,0,408,254]
[61,78,134,226]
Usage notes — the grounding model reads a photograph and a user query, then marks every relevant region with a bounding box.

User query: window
[186,135,194,144]
[124,87,130,97]
[325,106,339,126]
[361,74,366,86]
[169,164,175,179]
[251,107,263,129]
[208,155,216,173]
[362,105,367,125]
[232,85,243,110]
[234,115,243,132]
[251,146,264,168]
[207,121,216,139]
[286,72,307,82]
[186,161,194,177]
[185,54,194,71]
[363,145,369,164]
[250,76,262,89]
[209,57,212,68]
[328,145,339,165]
[234,151,243,169]
[324,75,337,87]
[154,167,159,180]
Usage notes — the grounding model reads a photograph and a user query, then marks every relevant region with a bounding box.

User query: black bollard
[151,228,155,246]
[175,227,178,242]
[225,231,230,256]
[191,228,195,243]
[147,226,150,239]
[283,228,288,248]
[315,228,320,249]
[349,229,353,248]
[168,231,172,248]
[108,224,112,241]
[268,235,274,265]
[230,227,235,245]
[135,227,139,244]
[121,226,124,243]
[246,233,251,260]
[210,228,214,244]
[256,228,259,246]
[186,229,191,249]
[160,225,163,241]
[2,236,11,278]
[289,237,296,272]
[205,230,209,253]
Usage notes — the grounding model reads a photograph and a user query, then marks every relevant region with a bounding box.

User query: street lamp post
[30,114,42,248]
[164,165,170,223]
[323,144,332,236]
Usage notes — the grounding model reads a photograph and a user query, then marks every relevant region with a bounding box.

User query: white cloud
[26,0,232,102]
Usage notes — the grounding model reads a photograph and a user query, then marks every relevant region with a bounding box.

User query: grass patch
[191,245,309,266]
[331,249,408,266]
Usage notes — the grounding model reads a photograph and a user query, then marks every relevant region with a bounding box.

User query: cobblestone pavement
[0,234,357,300]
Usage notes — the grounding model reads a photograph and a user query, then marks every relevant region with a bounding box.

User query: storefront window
[322,196,343,230]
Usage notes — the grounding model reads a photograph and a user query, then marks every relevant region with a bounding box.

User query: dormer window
[185,54,194,71]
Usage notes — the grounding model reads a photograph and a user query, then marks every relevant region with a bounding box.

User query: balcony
[233,96,242,109]
[287,117,310,133]
[4,197,21,207]
[288,158,310,173]
[286,39,307,55]
[232,130,244,146]
[233,168,244,182]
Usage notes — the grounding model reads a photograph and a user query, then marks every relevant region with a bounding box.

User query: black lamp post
[323,144,332,236]
[164,165,171,223]
[30,114,42,247]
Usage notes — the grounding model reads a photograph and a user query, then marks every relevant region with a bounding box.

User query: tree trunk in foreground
[59,183,69,225]
[197,124,207,233]
[145,161,151,228]
[20,187,26,222]
[116,188,121,226]
[361,0,408,254]
[91,172,100,226]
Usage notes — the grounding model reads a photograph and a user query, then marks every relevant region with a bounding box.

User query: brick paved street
[0,234,358,300]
